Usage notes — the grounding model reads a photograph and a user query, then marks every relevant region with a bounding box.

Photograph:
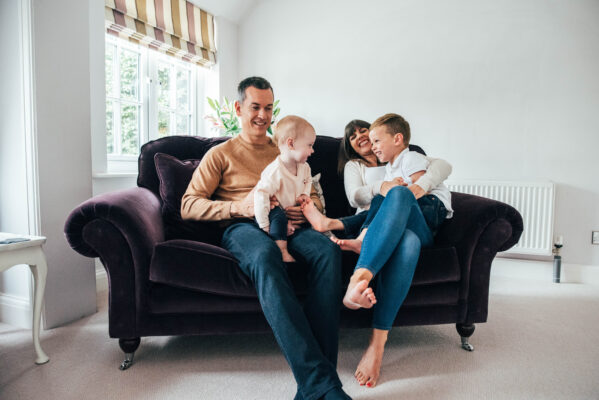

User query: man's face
[369,126,403,163]
[235,87,274,139]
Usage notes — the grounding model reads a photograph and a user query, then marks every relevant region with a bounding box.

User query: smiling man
[181,77,351,400]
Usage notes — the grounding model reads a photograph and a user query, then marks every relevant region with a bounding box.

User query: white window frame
[105,34,202,173]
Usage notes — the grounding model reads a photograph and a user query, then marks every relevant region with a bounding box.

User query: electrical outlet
[593,231,599,245]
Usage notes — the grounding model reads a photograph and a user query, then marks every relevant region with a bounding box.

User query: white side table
[0,232,50,364]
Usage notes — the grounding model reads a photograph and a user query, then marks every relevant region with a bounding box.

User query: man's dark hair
[237,76,274,102]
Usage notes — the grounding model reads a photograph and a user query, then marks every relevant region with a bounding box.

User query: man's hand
[286,205,307,227]
[230,189,255,218]
[408,184,425,199]
[380,177,407,196]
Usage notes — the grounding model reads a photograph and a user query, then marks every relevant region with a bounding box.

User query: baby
[254,115,317,262]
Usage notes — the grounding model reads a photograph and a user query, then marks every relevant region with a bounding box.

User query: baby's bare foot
[355,340,385,387]
[301,200,332,232]
[276,240,296,262]
[333,238,362,254]
[343,280,377,310]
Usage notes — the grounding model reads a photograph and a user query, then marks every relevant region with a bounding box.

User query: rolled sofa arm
[436,192,524,323]
[65,187,164,260]
[64,187,164,338]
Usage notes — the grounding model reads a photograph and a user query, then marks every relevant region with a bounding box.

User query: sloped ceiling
[190,0,257,24]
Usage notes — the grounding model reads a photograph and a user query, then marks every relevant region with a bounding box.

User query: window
[104,35,200,171]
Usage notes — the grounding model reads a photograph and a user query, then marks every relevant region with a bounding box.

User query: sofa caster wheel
[456,323,475,352]
[461,337,474,351]
[119,353,135,370]
[118,337,140,370]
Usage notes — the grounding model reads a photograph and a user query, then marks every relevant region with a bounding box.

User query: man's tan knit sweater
[181,135,322,221]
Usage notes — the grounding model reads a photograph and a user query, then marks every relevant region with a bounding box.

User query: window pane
[121,104,139,155]
[120,49,139,101]
[158,109,170,137]
[157,64,170,109]
[176,68,189,112]
[105,44,115,97]
[106,100,114,154]
[176,113,189,135]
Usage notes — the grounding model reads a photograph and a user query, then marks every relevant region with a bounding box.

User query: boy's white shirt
[385,148,454,218]
[254,156,313,228]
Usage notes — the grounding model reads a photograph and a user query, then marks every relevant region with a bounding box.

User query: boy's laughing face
[369,126,404,163]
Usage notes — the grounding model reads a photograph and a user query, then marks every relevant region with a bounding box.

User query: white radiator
[446,180,555,256]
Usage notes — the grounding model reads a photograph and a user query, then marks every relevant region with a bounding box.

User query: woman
[305,119,452,388]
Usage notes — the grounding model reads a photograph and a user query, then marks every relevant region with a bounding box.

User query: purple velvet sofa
[64,135,523,370]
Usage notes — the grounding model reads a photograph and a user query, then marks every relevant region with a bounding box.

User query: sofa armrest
[435,192,523,323]
[64,187,164,261]
[64,187,164,338]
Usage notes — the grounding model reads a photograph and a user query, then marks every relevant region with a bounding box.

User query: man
[181,77,351,400]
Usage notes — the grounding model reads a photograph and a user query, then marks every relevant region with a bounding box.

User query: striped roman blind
[105,0,216,67]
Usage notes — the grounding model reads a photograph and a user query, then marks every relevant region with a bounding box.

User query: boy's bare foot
[333,238,362,254]
[343,280,376,309]
[276,240,296,262]
[301,200,332,232]
[355,336,386,387]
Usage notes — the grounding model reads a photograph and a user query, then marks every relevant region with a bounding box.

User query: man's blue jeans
[222,221,344,400]
[355,186,434,330]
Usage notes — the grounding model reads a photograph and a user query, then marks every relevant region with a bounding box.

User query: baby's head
[274,115,316,163]
[369,113,411,163]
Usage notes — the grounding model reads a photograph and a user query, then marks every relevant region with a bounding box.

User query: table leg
[29,248,49,365]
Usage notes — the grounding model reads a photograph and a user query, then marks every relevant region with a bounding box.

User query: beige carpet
[1,259,598,400]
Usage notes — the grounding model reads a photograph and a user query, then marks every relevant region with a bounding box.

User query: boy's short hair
[370,113,411,146]
[237,76,274,103]
[273,115,314,146]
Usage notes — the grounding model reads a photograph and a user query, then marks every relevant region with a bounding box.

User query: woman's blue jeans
[355,186,433,330]
[222,221,344,400]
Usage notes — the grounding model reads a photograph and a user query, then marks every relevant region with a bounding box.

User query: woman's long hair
[337,119,372,175]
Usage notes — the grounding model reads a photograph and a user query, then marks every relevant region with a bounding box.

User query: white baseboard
[0,293,31,329]
[492,258,599,285]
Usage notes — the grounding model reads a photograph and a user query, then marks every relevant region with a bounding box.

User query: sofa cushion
[341,245,460,286]
[154,153,222,244]
[149,239,256,297]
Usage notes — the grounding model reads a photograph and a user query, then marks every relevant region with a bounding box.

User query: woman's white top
[343,157,453,214]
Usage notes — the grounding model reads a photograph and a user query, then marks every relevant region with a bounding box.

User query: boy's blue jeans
[355,186,440,330]
[222,221,344,400]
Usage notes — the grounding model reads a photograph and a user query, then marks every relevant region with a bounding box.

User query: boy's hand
[380,177,407,196]
[408,184,425,199]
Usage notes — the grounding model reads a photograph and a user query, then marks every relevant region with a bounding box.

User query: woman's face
[348,127,373,157]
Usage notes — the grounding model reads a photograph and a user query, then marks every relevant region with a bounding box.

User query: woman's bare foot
[343,279,376,309]
[276,240,296,262]
[355,330,388,387]
[333,238,362,254]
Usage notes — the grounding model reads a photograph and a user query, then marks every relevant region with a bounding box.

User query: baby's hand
[262,226,270,233]
[296,194,311,206]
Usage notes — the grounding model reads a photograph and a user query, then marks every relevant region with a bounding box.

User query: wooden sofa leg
[118,337,141,370]
[456,323,475,351]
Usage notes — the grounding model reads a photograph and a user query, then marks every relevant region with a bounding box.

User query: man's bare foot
[332,238,362,254]
[276,240,296,262]
[355,335,386,387]
[343,279,376,309]
[301,200,333,232]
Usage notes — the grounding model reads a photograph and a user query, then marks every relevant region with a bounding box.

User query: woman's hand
[408,184,425,199]
[380,177,407,196]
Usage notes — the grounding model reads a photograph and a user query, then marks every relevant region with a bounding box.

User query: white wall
[32,0,97,328]
[238,0,599,266]
[0,0,33,326]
